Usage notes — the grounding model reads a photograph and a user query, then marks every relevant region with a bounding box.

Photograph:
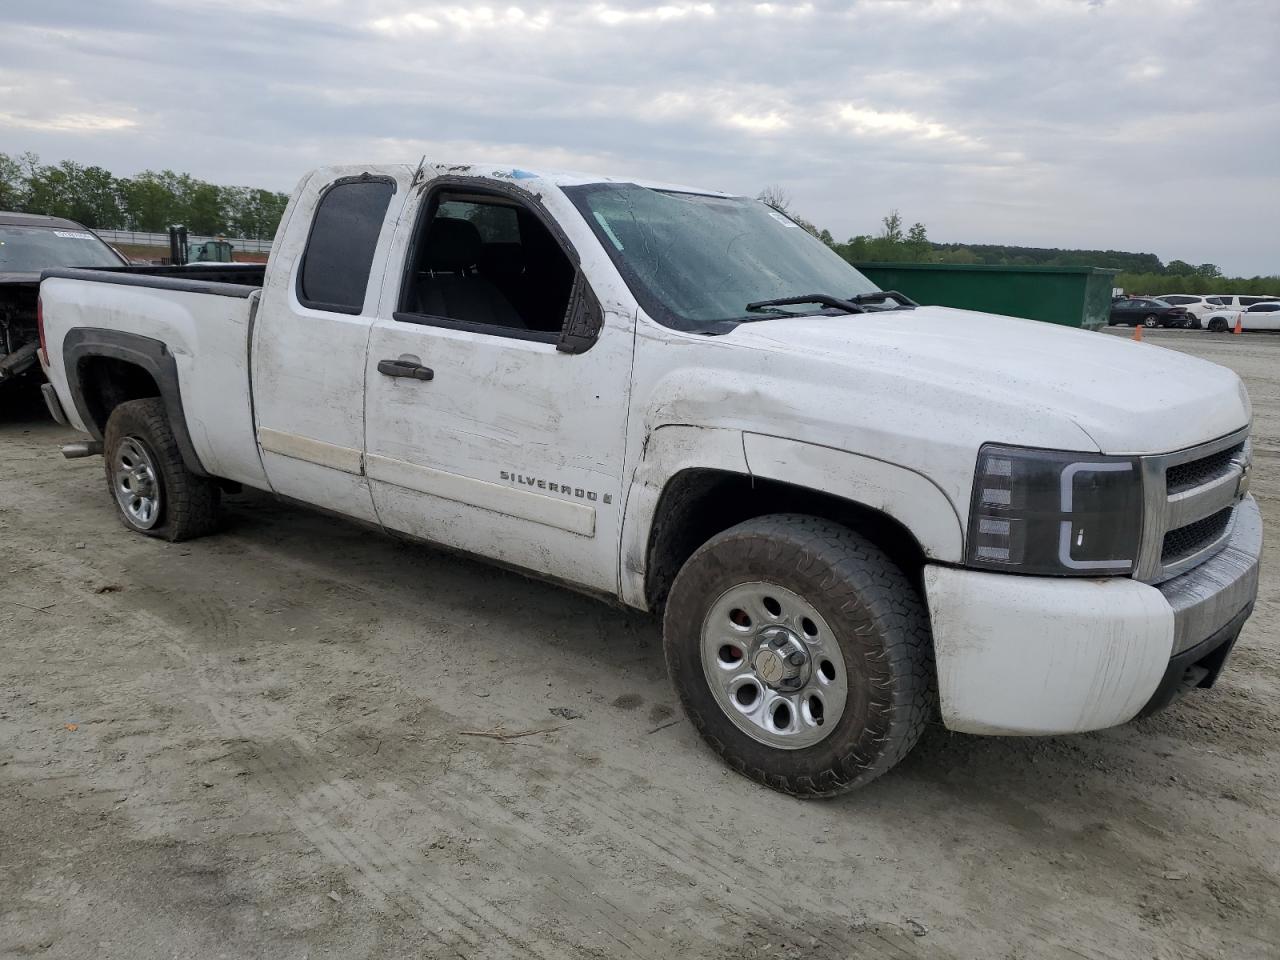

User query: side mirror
[557,271,604,354]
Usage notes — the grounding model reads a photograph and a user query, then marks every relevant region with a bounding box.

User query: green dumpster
[850,263,1120,330]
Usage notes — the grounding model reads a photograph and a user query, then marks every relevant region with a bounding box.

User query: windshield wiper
[848,290,919,309]
[744,294,867,316]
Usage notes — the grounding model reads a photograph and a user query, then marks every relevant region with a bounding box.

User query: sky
[1,0,1277,275]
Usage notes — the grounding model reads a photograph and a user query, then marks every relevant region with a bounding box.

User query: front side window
[297,178,395,314]
[563,183,879,332]
[398,193,576,339]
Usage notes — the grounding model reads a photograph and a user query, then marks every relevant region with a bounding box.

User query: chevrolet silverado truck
[36,162,1261,797]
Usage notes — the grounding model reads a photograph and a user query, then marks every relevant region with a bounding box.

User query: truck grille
[1135,428,1250,583]
[1165,443,1244,494]
[1162,506,1235,564]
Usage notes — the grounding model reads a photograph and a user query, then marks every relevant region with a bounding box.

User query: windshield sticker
[593,212,625,251]
[766,210,801,228]
[53,231,96,240]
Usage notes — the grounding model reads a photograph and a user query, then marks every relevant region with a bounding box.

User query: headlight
[966,444,1143,576]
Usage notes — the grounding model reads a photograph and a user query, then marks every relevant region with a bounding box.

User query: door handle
[377,359,434,381]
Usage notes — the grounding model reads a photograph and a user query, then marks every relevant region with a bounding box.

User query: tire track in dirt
[12,548,478,958]
[321,701,931,959]
[115,585,652,960]
[145,530,885,954]
[139,581,650,955]
[33,540,924,959]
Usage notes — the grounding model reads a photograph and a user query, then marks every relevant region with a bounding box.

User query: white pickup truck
[36,162,1261,797]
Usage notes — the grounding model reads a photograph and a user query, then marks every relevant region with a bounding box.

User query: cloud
[591,3,716,25]
[0,111,137,133]
[829,104,980,149]
[0,0,1276,274]
[370,5,553,34]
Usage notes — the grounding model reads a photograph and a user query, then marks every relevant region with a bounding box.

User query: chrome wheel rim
[112,437,161,530]
[700,582,848,750]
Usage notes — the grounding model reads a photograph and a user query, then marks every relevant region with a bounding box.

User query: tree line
[758,186,1279,296]
[0,153,289,239]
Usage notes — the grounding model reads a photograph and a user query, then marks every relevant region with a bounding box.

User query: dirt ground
[2,328,1278,960]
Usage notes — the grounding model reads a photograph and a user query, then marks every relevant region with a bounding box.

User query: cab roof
[314,162,737,199]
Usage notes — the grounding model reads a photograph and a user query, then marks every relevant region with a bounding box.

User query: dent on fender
[742,432,965,563]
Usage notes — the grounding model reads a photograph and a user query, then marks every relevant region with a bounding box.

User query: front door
[363,181,634,594]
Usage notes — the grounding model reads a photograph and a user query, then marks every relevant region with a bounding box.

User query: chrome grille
[1135,427,1251,583]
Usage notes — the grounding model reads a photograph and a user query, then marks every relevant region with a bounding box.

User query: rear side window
[435,200,520,243]
[1240,297,1275,307]
[297,178,395,314]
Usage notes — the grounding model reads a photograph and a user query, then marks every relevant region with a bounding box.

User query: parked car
[1209,294,1279,312]
[1108,297,1193,328]
[1206,301,1280,332]
[36,161,1260,797]
[0,211,127,387]
[1153,295,1223,325]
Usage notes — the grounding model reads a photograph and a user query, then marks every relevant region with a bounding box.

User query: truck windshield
[562,183,879,332]
[0,225,123,273]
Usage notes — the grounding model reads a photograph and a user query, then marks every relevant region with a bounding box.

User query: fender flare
[62,327,209,477]
[618,426,966,609]
[619,424,748,608]
[743,433,964,562]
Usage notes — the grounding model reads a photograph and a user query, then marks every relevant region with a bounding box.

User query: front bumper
[923,495,1261,735]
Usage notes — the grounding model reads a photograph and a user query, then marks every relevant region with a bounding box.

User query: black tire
[1209,317,1228,333]
[103,398,221,542]
[663,514,933,798]
[1190,317,1203,330]
[1143,314,1159,328]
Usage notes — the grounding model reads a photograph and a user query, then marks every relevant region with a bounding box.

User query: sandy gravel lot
[2,328,1278,960]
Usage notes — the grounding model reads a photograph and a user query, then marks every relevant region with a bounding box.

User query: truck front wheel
[663,514,933,797]
[103,398,221,542]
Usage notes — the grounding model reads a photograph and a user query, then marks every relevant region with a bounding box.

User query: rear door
[363,177,635,595]
[1245,303,1280,331]
[251,169,408,521]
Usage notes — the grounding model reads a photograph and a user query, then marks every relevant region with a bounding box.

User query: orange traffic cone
[1133,324,1143,342]
[1233,313,1243,335]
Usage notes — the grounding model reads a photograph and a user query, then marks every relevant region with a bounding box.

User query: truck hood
[726,305,1249,455]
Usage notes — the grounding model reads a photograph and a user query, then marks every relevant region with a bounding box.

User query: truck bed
[39,264,269,491]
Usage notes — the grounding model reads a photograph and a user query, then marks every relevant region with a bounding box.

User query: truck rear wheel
[103,398,221,542]
[663,514,933,798]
